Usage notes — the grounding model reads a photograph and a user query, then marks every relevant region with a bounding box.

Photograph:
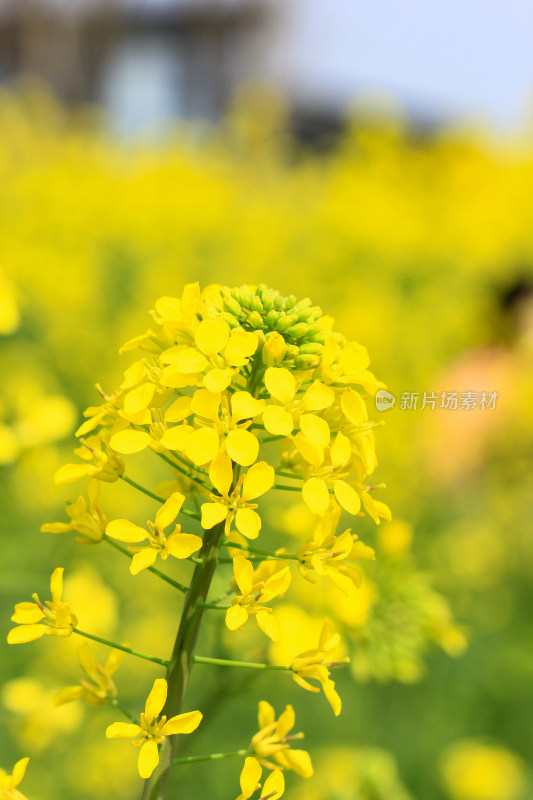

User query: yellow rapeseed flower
[290,619,349,716]
[54,643,124,707]
[41,480,106,543]
[0,757,30,800]
[8,568,77,644]
[237,758,285,800]
[249,701,313,778]
[226,556,291,641]
[106,492,202,574]
[106,678,202,779]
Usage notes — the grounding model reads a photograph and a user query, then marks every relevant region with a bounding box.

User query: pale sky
[260,0,533,127]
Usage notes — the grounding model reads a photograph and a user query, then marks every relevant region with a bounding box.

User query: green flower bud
[298,343,324,355]
[285,344,300,360]
[288,323,309,339]
[219,312,241,329]
[248,311,264,329]
[265,309,279,327]
[251,296,264,314]
[294,354,321,370]
[275,314,296,332]
[223,297,243,317]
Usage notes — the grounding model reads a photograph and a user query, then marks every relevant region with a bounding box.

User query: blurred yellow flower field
[0,85,532,800]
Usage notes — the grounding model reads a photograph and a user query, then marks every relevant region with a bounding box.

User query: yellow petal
[54,463,92,484]
[330,431,351,467]
[203,367,234,393]
[300,414,330,450]
[78,642,99,681]
[123,383,155,415]
[191,389,221,422]
[293,432,324,467]
[11,603,44,624]
[233,555,254,596]
[262,405,293,436]
[186,427,220,466]
[265,367,296,404]
[209,452,233,496]
[256,611,279,641]
[241,461,275,500]
[258,700,275,728]
[166,533,203,559]
[130,548,158,575]
[322,678,342,716]
[50,566,64,604]
[172,347,209,374]
[303,380,335,411]
[121,361,146,390]
[235,508,261,539]
[200,502,228,530]
[326,567,354,596]
[261,769,285,800]
[160,424,193,451]
[240,757,262,799]
[161,709,203,735]
[7,625,46,644]
[11,757,30,789]
[41,522,72,534]
[341,389,368,426]
[226,429,259,467]
[277,749,313,778]
[164,397,192,423]
[155,492,185,531]
[106,721,142,738]
[261,567,291,602]
[159,365,198,389]
[333,481,361,515]
[109,430,151,455]
[302,478,330,515]
[138,740,160,780]
[231,392,265,422]
[195,318,230,355]
[106,519,147,543]
[226,603,249,630]
[145,678,167,724]
[224,330,258,367]
[54,685,87,706]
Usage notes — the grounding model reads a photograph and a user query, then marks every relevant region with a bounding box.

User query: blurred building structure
[0,0,267,136]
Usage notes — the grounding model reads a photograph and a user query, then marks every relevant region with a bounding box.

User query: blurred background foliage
[0,83,532,800]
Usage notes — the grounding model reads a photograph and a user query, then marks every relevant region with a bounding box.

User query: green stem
[193,655,290,671]
[258,435,285,443]
[120,474,200,520]
[142,517,228,799]
[103,535,188,593]
[120,475,166,504]
[110,698,139,725]
[73,628,169,668]
[222,541,299,561]
[273,483,302,492]
[198,603,228,611]
[274,469,304,481]
[155,451,212,493]
[171,748,253,767]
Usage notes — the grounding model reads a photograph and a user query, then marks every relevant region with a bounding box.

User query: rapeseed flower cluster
[7,282,388,798]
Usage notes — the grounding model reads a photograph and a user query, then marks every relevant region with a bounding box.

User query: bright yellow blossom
[237,758,285,800]
[8,568,77,644]
[226,556,291,641]
[249,702,313,778]
[201,455,274,539]
[106,678,202,779]
[54,434,124,484]
[41,480,106,543]
[106,492,202,574]
[0,757,29,800]
[290,619,349,716]
[54,643,124,706]
[296,513,375,596]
